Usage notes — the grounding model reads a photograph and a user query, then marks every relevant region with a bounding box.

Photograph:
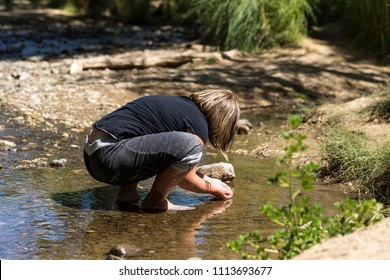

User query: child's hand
[205,178,233,200]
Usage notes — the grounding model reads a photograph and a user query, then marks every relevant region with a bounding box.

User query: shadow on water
[0,111,346,260]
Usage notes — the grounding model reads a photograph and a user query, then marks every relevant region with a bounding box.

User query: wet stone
[236,119,253,135]
[49,158,67,167]
[0,139,16,148]
[197,162,235,182]
[107,244,145,260]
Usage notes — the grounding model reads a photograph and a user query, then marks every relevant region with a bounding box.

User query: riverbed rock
[0,139,16,148]
[197,162,235,182]
[236,119,253,135]
[107,244,146,260]
[15,157,49,169]
[49,158,67,167]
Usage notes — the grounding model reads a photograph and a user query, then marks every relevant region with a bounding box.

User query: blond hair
[189,89,240,161]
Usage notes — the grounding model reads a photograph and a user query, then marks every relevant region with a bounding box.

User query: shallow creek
[0,110,346,260]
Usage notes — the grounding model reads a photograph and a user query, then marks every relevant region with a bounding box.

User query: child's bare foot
[115,184,140,205]
[142,198,194,213]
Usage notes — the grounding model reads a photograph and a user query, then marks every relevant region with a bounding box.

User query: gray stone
[108,244,145,259]
[49,158,67,167]
[197,162,235,182]
[237,119,253,135]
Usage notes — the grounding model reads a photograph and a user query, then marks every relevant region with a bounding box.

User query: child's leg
[142,165,195,212]
[115,182,140,204]
[93,131,203,211]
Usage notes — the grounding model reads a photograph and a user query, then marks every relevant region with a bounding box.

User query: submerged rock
[0,139,16,150]
[107,244,145,260]
[15,158,68,169]
[49,158,67,167]
[197,162,235,182]
[15,157,49,169]
[237,119,253,135]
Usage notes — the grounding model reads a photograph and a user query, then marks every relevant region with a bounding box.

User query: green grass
[322,125,390,205]
[228,115,384,260]
[48,0,390,55]
[367,98,390,123]
[192,0,314,52]
[343,0,390,54]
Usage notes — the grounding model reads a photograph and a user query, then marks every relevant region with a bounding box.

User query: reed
[192,0,314,52]
[322,125,390,205]
[343,0,390,54]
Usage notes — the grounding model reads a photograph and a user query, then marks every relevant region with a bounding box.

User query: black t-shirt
[93,95,209,144]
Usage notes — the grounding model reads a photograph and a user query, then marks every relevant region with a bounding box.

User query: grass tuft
[367,98,390,123]
[322,125,390,205]
[192,0,314,52]
[343,0,390,54]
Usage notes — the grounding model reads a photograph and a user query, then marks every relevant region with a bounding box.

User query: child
[83,89,240,212]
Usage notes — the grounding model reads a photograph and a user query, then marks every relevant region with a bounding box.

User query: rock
[15,157,49,169]
[197,162,235,182]
[0,139,16,147]
[70,61,83,74]
[221,49,242,60]
[237,119,253,135]
[107,244,145,260]
[49,158,67,167]
[20,142,39,151]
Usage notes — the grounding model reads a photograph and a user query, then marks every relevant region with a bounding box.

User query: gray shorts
[83,131,203,185]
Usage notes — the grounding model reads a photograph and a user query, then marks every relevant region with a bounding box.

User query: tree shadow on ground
[1,8,389,113]
[0,8,195,61]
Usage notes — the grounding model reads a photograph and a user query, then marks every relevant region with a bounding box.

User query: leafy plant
[227,114,384,260]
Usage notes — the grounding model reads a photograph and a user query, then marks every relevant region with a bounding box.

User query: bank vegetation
[3,0,390,54]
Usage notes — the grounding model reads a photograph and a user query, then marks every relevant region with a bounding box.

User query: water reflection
[0,147,346,260]
[49,179,235,259]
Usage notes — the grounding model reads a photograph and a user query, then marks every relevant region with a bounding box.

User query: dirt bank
[294,216,390,260]
[1,9,389,259]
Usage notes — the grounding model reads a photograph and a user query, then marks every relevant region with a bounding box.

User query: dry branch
[70,49,226,74]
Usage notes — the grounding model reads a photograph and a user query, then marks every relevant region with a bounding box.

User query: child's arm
[179,167,233,200]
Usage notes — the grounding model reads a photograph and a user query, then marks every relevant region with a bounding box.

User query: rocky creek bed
[1,9,390,259]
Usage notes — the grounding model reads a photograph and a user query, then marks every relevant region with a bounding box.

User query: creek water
[0,110,346,260]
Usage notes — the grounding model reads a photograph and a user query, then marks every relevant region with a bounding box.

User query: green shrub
[227,115,384,260]
[365,90,390,123]
[322,125,390,205]
[109,0,151,24]
[152,0,196,24]
[48,0,390,54]
[192,0,315,52]
[322,127,373,181]
[343,0,390,54]
[312,0,348,24]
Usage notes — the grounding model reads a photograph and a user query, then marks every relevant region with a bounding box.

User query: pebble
[237,119,253,135]
[107,244,145,260]
[0,140,16,147]
[49,158,67,167]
